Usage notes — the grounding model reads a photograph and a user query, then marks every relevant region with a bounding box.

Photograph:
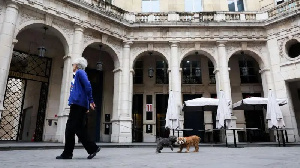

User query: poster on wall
[146,104,153,112]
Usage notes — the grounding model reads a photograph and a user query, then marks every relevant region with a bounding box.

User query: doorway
[183,94,204,141]
[288,81,300,138]
[0,51,51,142]
[156,94,169,138]
[242,93,269,142]
[132,94,143,142]
[86,68,103,142]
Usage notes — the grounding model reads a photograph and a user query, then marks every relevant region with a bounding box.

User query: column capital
[216,41,227,47]
[12,39,18,45]
[63,55,71,60]
[213,69,219,74]
[169,41,179,47]
[123,41,133,48]
[130,69,135,75]
[113,68,122,73]
[259,68,270,74]
[74,23,85,32]
[6,0,19,10]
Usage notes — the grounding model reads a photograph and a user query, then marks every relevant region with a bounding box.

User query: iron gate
[0,50,52,141]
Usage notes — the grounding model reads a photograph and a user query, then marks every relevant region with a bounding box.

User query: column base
[226,116,238,143]
[111,118,132,143]
[55,108,70,143]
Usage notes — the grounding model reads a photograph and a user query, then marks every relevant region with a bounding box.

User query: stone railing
[72,0,299,24]
[267,0,300,18]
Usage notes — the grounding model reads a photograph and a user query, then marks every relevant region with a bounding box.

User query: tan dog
[177,135,200,153]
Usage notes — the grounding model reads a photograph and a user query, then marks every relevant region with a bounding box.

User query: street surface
[0,147,299,168]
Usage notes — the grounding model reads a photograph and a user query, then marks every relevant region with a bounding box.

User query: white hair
[73,57,88,70]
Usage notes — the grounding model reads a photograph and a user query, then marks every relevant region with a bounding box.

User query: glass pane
[237,0,244,11]
[185,0,193,12]
[135,69,143,76]
[135,61,143,68]
[156,61,164,68]
[194,0,202,12]
[142,0,152,12]
[228,0,235,11]
[152,0,160,12]
[192,61,199,68]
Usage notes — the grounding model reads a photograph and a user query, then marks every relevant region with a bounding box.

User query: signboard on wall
[146,104,152,112]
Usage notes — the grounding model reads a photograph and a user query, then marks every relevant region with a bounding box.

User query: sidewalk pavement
[1,147,300,168]
[1,141,300,150]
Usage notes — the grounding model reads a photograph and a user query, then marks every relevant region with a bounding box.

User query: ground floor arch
[82,42,118,142]
[229,50,272,142]
[132,51,169,142]
[0,23,67,142]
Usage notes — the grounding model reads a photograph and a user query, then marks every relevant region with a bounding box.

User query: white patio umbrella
[216,91,231,129]
[182,97,220,112]
[266,90,285,128]
[233,97,287,110]
[165,91,179,130]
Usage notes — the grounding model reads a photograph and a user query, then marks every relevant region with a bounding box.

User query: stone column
[216,41,231,100]
[0,1,19,117]
[111,68,121,142]
[170,41,182,135]
[111,41,132,143]
[216,41,237,143]
[56,25,84,142]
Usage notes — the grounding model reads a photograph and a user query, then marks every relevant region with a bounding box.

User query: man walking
[56,57,100,159]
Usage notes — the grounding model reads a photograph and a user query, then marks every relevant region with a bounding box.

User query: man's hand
[90,102,96,110]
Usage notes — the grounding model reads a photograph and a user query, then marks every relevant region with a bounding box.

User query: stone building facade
[0,0,299,143]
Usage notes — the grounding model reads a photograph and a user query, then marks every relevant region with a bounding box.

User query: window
[134,61,143,84]
[239,59,259,83]
[182,60,202,84]
[208,60,216,84]
[142,0,160,12]
[185,0,202,12]
[156,60,168,84]
[228,0,244,12]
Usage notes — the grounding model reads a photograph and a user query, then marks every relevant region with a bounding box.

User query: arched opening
[0,24,67,142]
[229,50,272,142]
[132,51,169,142]
[180,50,217,143]
[285,39,300,58]
[82,42,117,142]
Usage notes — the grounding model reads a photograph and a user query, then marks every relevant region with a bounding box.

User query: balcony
[73,0,299,24]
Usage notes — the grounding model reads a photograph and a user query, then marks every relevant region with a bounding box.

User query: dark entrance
[183,94,204,142]
[86,68,103,142]
[242,93,269,142]
[0,50,52,141]
[156,94,169,138]
[132,94,143,142]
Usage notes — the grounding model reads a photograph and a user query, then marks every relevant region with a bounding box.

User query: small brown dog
[177,135,200,153]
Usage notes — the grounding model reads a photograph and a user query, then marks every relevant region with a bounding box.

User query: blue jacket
[68,69,94,109]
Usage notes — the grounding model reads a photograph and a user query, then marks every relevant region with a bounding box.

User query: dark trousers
[62,104,98,156]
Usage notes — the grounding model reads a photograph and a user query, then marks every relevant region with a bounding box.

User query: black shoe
[87,147,101,159]
[56,155,72,159]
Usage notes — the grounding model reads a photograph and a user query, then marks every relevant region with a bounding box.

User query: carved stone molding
[226,43,240,56]
[277,33,300,60]
[201,44,216,56]
[83,33,95,46]
[18,9,44,26]
[107,38,122,55]
[179,43,194,57]
[247,43,264,56]
[130,43,148,58]
[153,44,170,59]
[52,19,74,42]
